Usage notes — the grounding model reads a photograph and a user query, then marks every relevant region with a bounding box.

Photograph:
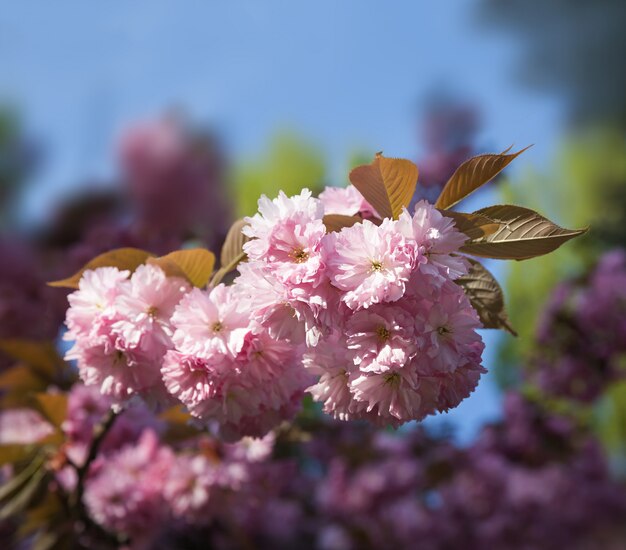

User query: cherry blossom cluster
[65,264,190,406]
[64,184,486,437]
[242,186,485,427]
[39,385,626,549]
[161,283,310,441]
[531,249,626,402]
[64,264,309,440]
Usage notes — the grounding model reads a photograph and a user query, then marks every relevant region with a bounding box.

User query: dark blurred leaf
[0,340,61,379]
[456,259,517,335]
[17,492,62,538]
[159,406,202,443]
[0,444,37,466]
[48,248,153,289]
[322,214,364,232]
[32,530,64,550]
[148,248,215,288]
[435,146,530,209]
[0,365,46,393]
[32,393,67,429]
[460,205,588,260]
[349,154,418,219]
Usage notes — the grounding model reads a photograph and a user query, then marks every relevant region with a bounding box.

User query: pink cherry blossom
[326,218,418,309]
[65,267,130,341]
[418,282,484,374]
[319,184,378,218]
[67,333,166,404]
[84,429,174,538]
[348,370,430,427]
[163,454,217,520]
[0,408,53,444]
[113,264,190,352]
[398,201,469,283]
[171,284,250,358]
[243,189,328,297]
[345,304,417,372]
[304,334,363,421]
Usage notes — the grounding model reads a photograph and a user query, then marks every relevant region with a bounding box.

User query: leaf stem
[209,252,246,287]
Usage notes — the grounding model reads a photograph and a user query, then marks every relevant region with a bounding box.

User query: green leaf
[148,248,216,287]
[322,214,364,233]
[349,153,418,219]
[439,210,500,241]
[0,466,47,520]
[220,219,249,270]
[48,248,153,289]
[460,205,588,260]
[0,453,44,502]
[456,259,517,335]
[435,146,530,210]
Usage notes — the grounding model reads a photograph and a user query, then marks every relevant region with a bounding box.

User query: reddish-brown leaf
[460,205,588,260]
[48,248,153,289]
[349,154,418,219]
[435,146,531,210]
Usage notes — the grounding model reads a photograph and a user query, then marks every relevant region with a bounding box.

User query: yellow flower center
[290,247,309,263]
[376,325,391,342]
[383,372,400,386]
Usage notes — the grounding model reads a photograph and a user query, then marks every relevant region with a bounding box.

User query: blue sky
[0,1,564,440]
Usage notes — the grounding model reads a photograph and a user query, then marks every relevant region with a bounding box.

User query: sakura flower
[398,200,468,283]
[171,284,250,358]
[163,328,309,440]
[349,369,435,427]
[319,184,378,218]
[84,430,174,539]
[345,304,417,372]
[65,267,130,340]
[243,189,324,254]
[419,282,484,374]
[67,333,165,403]
[0,408,53,444]
[326,218,418,309]
[234,262,312,345]
[243,189,328,292]
[163,454,217,520]
[436,358,486,412]
[161,350,222,417]
[113,264,190,352]
[304,335,363,421]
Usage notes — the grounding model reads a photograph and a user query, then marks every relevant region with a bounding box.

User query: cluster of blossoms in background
[64,183,485,438]
[531,249,626,402]
[4,382,624,549]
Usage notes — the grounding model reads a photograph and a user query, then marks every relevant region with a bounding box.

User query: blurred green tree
[231,131,326,218]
